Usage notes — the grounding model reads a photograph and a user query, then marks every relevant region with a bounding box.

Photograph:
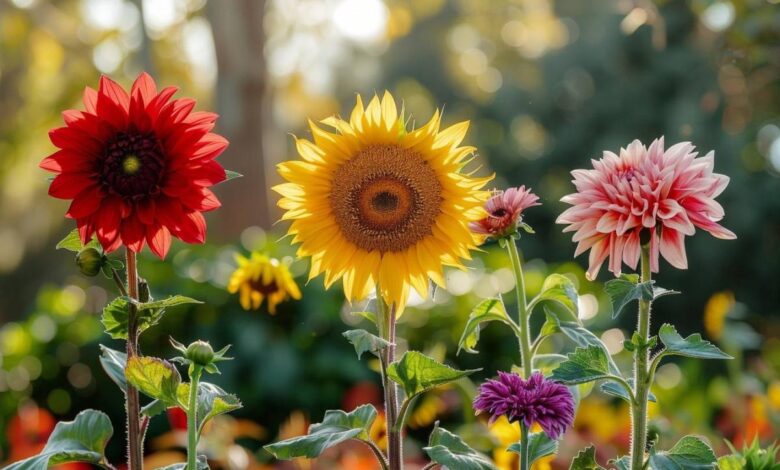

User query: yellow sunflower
[227,252,301,313]
[274,92,492,311]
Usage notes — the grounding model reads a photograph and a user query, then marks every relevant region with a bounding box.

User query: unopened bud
[76,248,104,277]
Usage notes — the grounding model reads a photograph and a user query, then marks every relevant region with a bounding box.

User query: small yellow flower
[227,252,301,313]
[703,291,735,340]
[487,417,552,470]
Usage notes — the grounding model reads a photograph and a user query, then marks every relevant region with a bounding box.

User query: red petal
[136,199,156,225]
[95,197,122,249]
[48,126,103,155]
[49,174,97,199]
[131,72,157,105]
[40,150,94,173]
[169,98,196,123]
[62,110,84,125]
[146,86,178,124]
[83,87,98,114]
[120,217,146,253]
[77,217,96,245]
[183,111,218,126]
[188,160,226,186]
[180,187,221,212]
[99,75,130,109]
[192,134,229,160]
[146,224,171,259]
[96,76,129,129]
[177,210,206,244]
[66,186,104,218]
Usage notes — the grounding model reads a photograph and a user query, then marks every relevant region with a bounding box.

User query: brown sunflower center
[330,144,442,252]
[99,132,165,201]
[248,277,279,295]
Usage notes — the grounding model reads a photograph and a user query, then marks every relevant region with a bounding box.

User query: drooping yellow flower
[227,252,301,313]
[274,92,492,311]
[703,291,735,340]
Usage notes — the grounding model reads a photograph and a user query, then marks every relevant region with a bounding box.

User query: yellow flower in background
[704,291,735,340]
[274,92,492,312]
[227,252,301,313]
[488,417,552,470]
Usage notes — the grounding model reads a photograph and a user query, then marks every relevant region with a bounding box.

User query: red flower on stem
[41,73,228,258]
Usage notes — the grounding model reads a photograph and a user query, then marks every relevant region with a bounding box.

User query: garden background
[0,0,778,468]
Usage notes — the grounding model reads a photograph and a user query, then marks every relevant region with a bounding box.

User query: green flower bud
[185,340,214,366]
[76,248,104,277]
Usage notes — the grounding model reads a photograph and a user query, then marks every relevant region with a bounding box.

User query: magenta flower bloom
[556,138,736,279]
[474,371,574,439]
[469,186,541,238]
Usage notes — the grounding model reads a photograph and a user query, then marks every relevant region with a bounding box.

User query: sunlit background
[0,0,778,468]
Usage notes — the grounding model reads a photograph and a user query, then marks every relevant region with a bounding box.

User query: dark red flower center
[249,278,279,295]
[99,132,165,201]
[491,208,509,218]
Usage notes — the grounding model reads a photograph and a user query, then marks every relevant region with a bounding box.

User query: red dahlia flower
[41,73,228,259]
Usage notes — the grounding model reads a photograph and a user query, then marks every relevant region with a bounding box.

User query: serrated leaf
[99,345,127,392]
[569,445,605,469]
[611,456,630,470]
[155,455,210,470]
[423,424,497,470]
[125,357,181,406]
[56,229,100,253]
[264,405,377,459]
[135,295,202,311]
[648,435,717,469]
[533,274,579,319]
[458,298,513,354]
[175,382,242,432]
[508,432,558,465]
[387,351,479,398]
[533,354,568,374]
[658,324,732,360]
[600,380,655,402]
[101,297,164,340]
[604,274,654,319]
[342,329,391,359]
[4,409,113,470]
[542,312,620,375]
[550,346,617,385]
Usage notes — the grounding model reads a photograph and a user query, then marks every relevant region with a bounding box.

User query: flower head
[470,186,540,239]
[227,252,301,313]
[274,92,492,312]
[41,73,228,259]
[556,138,736,279]
[474,371,574,440]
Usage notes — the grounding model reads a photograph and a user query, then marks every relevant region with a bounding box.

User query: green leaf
[611,456,630,470]
[99,345,127,392]
[351,310,377,325]
[458,298,513,354]
[224,170,243,181]
[658,324,732,360]
[423,424,497,470]
[600,380,655,403]
[569,445,605,469]
[264,404,378,459]
[542,312,621,375]
[175,382,242,431]
[532,354,568,374]
[141,399,168,418]
[387,351,479,398]
[648,435,717,469]
[342,329,391,359]
[56,229,100,253]
[125,356,181,406]
[5,409,113,470]
[101,297,164,340]
[550,346,619,385]
[717,455,742,470]
[533,274,579,319]
[604,274,654,319]
[155,455,210,470]
[135,295,202,311]
[508,432,558,465]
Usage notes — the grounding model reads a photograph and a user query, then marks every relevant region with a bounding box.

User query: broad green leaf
[648,435,717,469]
[264,404,378,459]
[508,432,558,465]
[387,351,479,398]
[101,297,164,340]
[600,380,656,403]
[135,295,202,311]
[141,399,168,418]
[658,324,732,360]
[56,229,100,252]
[125,356,181,405]
[550,346,618,385]
[569,445,605,469]
[99,345,127,392]
[155,455,210,470]
[423,424,497,470]
[533,354,568,374]
[611,456,630,470]
[175,382,242,431]
[533,274,579,319]
[351,310,377,325]
[458,298,513,354]
[5,409,113,470]
[342,329,391,359]
[604,274,653,319]
[542,312,621,375]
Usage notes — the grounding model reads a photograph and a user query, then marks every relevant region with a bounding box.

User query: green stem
[506,239,532,378]
[187,366,203,470]
[377,289,402,470]
[630,244,652,470]
[519,422,530,470]
[125,249,143,470]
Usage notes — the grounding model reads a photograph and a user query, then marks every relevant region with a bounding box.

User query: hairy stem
[125,250,143,470]
[630,244,652,470]
[519,422,530,470]
[187,366,203,470]
[377,290,402,470]
[506,239,532,377]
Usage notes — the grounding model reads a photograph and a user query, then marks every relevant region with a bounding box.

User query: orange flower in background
[41,73,228,259]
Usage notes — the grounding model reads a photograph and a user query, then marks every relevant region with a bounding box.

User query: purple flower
[473,371,575,439]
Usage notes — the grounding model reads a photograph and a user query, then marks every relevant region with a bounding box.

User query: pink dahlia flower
[557,137,736,279]
[469,186,541,238]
